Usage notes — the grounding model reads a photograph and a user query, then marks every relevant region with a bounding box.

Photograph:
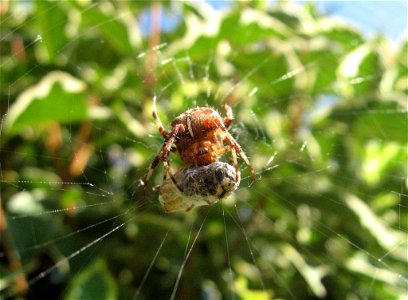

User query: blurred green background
[1,1,407,299]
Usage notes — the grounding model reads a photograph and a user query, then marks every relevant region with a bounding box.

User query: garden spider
[144,96,256,191]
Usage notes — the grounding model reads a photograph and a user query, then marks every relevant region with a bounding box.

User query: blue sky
[313,1,407,42]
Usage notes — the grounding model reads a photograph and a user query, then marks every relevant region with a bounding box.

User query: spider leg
[230,147,239,182]
[224,134,256,180]
[152,96,168,137]
[163,160,184,192]
[222,103,233,129]
[144,123,185,188]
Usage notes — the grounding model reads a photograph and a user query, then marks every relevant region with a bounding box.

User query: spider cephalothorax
[144,96,256,188]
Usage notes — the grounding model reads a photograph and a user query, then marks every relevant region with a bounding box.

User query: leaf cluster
[1,1,406,299]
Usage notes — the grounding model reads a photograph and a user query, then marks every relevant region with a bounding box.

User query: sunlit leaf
[219,9,290,46]
[354,102,407,144]
[35,0,69,62]
[4,71,87,135]
[317,21,364,50]
[337,44,381,98]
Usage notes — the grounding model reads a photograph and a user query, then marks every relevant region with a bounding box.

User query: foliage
[1,1,406,299]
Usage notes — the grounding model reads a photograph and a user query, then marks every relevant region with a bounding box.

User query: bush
[1,1,406,299]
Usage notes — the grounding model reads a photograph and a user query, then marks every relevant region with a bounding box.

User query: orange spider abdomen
[177,129,226,166]
[170,107,227,166]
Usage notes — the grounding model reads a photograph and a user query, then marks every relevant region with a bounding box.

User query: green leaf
[234,51,295,101]
[267,10,300,28]
[331,101,407,144]
[79,4,138,56]
[64,260,118,300]
[4,71,87,135]
[35,0,69,62]
[337,44,381,98]
[234,276,273,300]
[319,22,364,50]
[218,10,290,47]
[360,140,404,187]
[299,49,339,95]
[354,102,407,144]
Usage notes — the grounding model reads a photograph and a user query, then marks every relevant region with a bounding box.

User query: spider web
[1,1,407,299]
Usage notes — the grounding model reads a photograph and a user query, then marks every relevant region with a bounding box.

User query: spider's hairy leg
[143,123,185,189]
[222,103,233,129]
[224,135,257,180]
[152,96,168,137]
[230,147,239,182]
[162,160,184,192]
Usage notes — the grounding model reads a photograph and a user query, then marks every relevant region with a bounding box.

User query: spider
[144,96,256,190]
[157,162,240,212]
